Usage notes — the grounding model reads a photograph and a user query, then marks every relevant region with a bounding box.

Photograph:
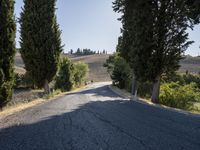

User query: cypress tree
[113,0,153,98]
[113,0,200,103]
[20,0,63,93]
[148,0,200,103]
[0,0,16,107]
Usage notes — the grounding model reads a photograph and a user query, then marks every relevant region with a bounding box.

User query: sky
[15,0,200,56]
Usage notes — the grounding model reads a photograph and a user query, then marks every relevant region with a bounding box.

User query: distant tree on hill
[0,0,16,107]
[20,0,63,94]
[75,48,96,56]
[70,49,73,55]
[76,48,82,55]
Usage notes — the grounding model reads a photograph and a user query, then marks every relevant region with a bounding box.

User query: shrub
[162,72,200,89]
[160,82,200,110]
[55,58,75,92]
[111,57,132,89]
[162,73,185,85]
[182,74,200,89]
[74,62,89,87]
[104,53,132,89]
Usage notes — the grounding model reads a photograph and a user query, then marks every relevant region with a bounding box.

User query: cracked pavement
[0,82,200,150]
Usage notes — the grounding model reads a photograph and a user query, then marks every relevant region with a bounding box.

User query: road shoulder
[109,85,200,117]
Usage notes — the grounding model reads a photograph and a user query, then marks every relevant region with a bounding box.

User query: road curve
[0,82,200,150]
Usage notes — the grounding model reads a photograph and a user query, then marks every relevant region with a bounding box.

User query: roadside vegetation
[105,53,200,112]
[105,0,200,112]
[0,0,88,109]
[0,0,200,114]
[55,58,89,92]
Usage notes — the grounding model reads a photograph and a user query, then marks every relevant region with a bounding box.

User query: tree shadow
[0,97,200,150]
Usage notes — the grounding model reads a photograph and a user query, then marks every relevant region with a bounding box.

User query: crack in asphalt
[84,108,154,150]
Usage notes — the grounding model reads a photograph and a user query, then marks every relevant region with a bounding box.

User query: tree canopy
[20,0,63,93]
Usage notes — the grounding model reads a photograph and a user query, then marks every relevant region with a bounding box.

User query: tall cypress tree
[0,0,16,107]
[20,0,63,93]
[113,0,200,103]
[113,0,153,98]
[148,0,200,103]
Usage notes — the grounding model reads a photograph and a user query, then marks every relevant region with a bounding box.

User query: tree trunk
[151,75,161,103]
[131,75,138,101]
[44,79,50,94]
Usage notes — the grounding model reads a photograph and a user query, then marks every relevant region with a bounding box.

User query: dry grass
[15,53,111,82]
[0,98,45,118]
[15,53,200,78]
[69,54,111,82]
[179,56,200,74]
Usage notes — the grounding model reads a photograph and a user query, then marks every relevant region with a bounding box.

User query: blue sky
[15,0,200,56]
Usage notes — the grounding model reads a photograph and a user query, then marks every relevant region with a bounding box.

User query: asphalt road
[0,82,200,150]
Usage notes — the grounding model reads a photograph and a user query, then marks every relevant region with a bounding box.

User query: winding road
[0,82,200,150]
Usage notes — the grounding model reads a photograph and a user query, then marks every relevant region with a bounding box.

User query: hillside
[15,53,111,82]
[14,53,26,74]
[179,56,200,74]
[14,54,200,82]
[69,54,111,82]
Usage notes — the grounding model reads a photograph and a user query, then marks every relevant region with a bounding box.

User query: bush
[162,72,200,89]
[112,57,132,89]
[162,73,185,85]
[160,82,200,110]
[55,58,89,92]
[55,58,75,92]
[182,74,200,89]
[104,53,132,89]
[74,62,89,87]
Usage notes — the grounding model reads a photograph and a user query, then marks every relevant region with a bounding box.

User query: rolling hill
[15,53,111,82]
[14,53,200,82]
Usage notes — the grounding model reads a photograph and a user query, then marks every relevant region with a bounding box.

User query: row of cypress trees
[113,0,200,103]
[0,0,63,108]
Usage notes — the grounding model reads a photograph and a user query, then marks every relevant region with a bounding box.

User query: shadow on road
[0,95,200,150]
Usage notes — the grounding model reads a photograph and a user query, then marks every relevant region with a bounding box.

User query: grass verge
[0,86,86,119]
[109,85,200,116]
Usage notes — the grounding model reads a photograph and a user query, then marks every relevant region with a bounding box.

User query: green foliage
[20,0,63,90]
[113,0,200,102]
[114,0,200,82]
[55,58,75,92]
[0,0,16,107]
[112,57,132,89]
[162,73,200,89]
[74,62,89,87]
[55,58,89,91]
[182,74,200,89]
[104,53,132,89]
[160,82,200,110]
[104,53,119,75]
